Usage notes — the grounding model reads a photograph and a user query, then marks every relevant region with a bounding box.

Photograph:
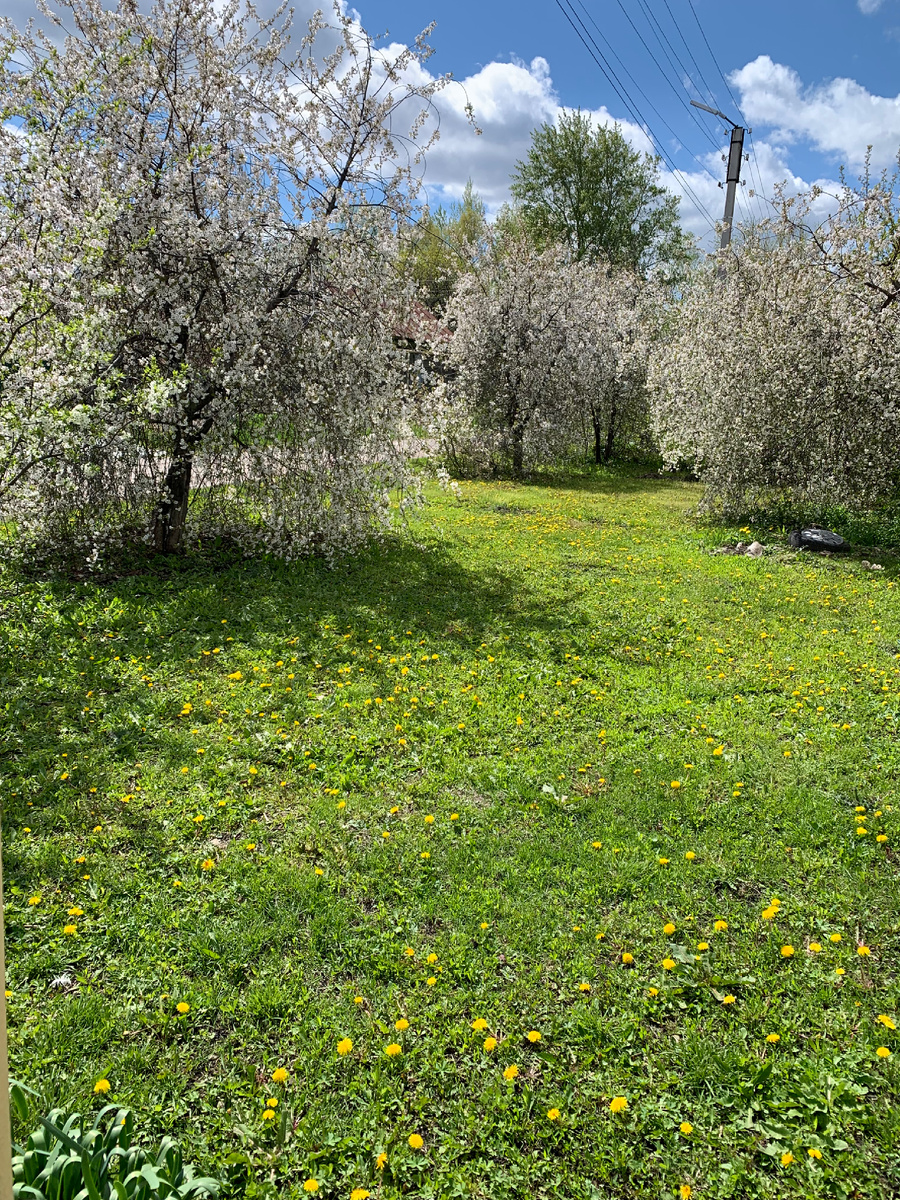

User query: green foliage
[510,111,694,278]
[10,1090,219,1200]
[401,182,489,311]
[2,467,899,1199]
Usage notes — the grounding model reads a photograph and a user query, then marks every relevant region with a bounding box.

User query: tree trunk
[511,424,525,478]
[603,400,617,464]
[151,444,193,553]
[592,407,603,465]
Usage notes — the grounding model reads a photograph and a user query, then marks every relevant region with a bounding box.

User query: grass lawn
[2,468,899,1200]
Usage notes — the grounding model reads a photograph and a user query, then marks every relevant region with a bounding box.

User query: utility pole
[690,100,746,262]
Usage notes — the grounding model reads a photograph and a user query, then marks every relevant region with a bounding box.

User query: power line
[568,0,720,183]
[683,0,769,221]
[657,0,719,104]
[554,0,718,231]
[606,0,723,152]
[685,0,745,121]
[633,0,716,130]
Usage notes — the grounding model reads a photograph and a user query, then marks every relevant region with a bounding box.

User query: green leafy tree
[404,181,489,311]
[510,111,693,278]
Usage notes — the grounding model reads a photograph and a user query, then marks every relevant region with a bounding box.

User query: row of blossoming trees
[2,0,899,566]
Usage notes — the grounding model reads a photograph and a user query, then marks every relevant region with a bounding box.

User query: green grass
[2,467,899,1200]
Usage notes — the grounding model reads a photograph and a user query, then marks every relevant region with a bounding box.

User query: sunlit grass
[3,467,898,1199]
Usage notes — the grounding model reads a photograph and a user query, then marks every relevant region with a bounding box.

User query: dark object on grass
[788,528,849,552]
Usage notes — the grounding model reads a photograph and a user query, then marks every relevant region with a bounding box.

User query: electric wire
[567,0,721,186]
[606,0,723,152]
[553,0,718,231]
[684,0,769,221]
[633,0,716,132]
[658,0,719,103]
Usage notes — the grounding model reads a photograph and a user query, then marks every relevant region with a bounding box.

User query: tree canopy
[403,181,489,312]
[510,111,693,277]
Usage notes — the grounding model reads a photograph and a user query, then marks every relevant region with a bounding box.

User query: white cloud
[416,55,657,212]
[857,0,885,13]
[730,55,900,169]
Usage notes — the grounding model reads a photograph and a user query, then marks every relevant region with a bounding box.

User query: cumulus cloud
[857,0,885,13]
[415,55,653,212]
[730,55,900,169]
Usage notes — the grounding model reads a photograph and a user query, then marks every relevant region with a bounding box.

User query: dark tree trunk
[151,443,193,553]
[592,408,603,465]
[511,424,525,478]
[603,400,618,464]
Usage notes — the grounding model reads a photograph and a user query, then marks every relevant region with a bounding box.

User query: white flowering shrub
[0,0,451,563]
[437,238,657,475]
[650,178,900,517]
[572,267,658,465]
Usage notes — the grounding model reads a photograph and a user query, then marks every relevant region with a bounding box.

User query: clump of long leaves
[11,1086,219,1200]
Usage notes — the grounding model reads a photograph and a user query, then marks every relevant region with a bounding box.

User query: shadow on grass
[0,531,586,851]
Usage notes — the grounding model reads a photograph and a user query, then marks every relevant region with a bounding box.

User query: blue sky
[352,0,900,242]
[7,0,900,244]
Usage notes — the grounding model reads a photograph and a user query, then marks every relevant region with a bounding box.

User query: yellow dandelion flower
[546,1108,560,1121]
[484,1037,497,1051]
[714,920,728,932]
[337,1038,353,1056]
[781,945,795,958]
[303,1181,319,1194]
[722,994,736,1005]
[527,1030,541,1043]
[877,1015,896,1030]
[808,1148,822,1160]
[609,1096,628,1113]
[679,1122,693,1135]
[766,1033,781,1043]
[395,1018,409,1032]
[385,1043,402,1057]
[781,1152,794,1166]
[272,1067,288,1083]
[408,1133,424,1150]
[503,1064,519,1080]
[663,923,676,935]
[662,958,675,971]
[375,1153,387,1169]
[876,1046,891,1058]
[93,1079,111,1094]
[472,1018,488,1031]
[176,1002,190,1014]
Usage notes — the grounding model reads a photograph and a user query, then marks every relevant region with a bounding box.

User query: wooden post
[0,833,12,1200]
